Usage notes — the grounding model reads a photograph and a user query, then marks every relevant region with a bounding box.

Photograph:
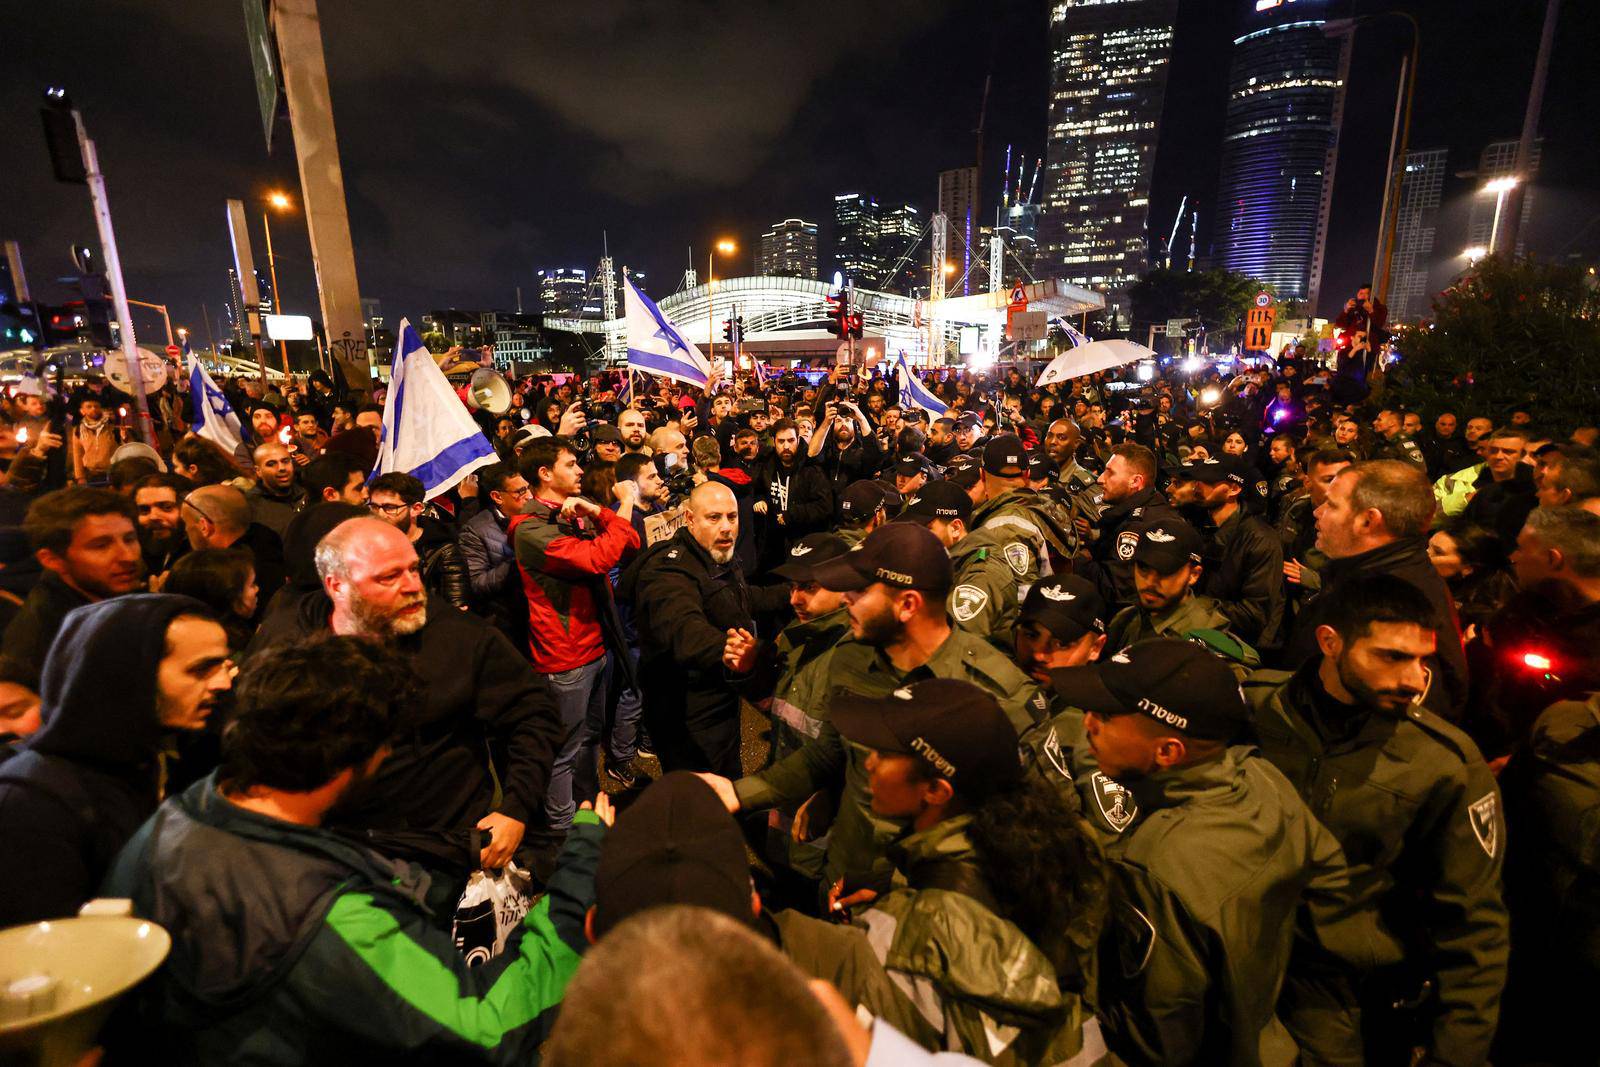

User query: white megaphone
[465,368,512,415]
[0,901,171,1067]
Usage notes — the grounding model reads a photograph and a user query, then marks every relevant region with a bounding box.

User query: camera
[655,452,696,501]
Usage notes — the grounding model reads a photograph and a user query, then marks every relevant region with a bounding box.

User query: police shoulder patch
[1040,726,1071,781]
[950,584,990,623]
[1115,530,1140,562]
[1468,792,1500,858]
[1002,541,1032,576]
[1091,771,1138,833]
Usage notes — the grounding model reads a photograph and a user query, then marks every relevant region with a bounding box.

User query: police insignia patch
[950,584,989,623]
[1041,727,1071,781]
[1092,772,1137,832]
[1468,792,1499,858]
[1115,530,1139,562]
[1003,542,1031,575]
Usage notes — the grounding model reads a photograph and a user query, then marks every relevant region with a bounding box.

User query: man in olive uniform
[1054,640,1360,1067]
[1107,520,1260,676]
[1011,575,1110,771]
[1043,417,1104,540]
[966,434,1052,598]
[723,532,853,884]
[890,480,1018,649]
[1081,443,1182,611]
[835,479,896,546]
[704,522,1047,900]
[1243,576,1508,1066]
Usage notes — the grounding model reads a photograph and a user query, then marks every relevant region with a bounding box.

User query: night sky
[3,0,1596,341]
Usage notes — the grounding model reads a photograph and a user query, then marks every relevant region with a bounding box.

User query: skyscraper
[757,218,818,279]
[832,194,882,283]
[1466,138,1542,256]
[1386,148,1447,323]
[876,203,924,293]
[1039,0,1179,316]
[938,167,979,295]
[537,268,588,318]
[1214,0,1347,302]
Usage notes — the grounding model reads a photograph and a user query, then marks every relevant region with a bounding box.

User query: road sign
[165,344,182,358]
[1254,290,1272,309]
[1245,304,1277,352]
[1011,311,1047,341]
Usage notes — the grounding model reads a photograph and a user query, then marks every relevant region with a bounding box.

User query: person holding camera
[807,395,884,499]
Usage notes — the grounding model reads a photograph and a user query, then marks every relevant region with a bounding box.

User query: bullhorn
[466,368,511,414]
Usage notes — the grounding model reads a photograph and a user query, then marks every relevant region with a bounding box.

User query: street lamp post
[1484,177,1519,255]
[125,299,173,347]
[264,192,292,377]
[707,239,736,367]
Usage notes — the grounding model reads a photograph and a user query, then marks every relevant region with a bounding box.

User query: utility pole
[43,90,153,443]
[1497,0,1559,258]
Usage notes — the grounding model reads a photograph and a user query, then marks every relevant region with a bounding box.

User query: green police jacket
[948,527,1023,649]
[776,816,1103,1066]
[734,630,1047,892]
[969,489,1051,594]
[1089,748,1358,1067]
[1243,665,1509,1067]
[1105,594,1261,677]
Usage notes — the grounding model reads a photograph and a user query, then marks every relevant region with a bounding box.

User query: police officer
[723,532,853,885]
[775,679,1106,1064]
[1081,442,1181,611]
[1053,639,1359,1067]
[1371,409,1428,470]
[968,433,1053,597]
[890,452,935,499]
[1106,520,1260,676]
[1243,575,1508,1066]
[1166,455,1285,649]
[891,480,1018,649]
[703,522,1047,899]
[1011,575,1110,781]
[834,479,897,545]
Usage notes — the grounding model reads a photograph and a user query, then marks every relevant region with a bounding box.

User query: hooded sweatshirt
[0,593,209,924]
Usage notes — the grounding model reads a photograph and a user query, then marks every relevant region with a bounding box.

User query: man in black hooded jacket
[0,595,233,924]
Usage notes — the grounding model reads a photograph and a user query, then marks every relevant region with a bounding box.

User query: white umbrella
[1035,339,1155,387]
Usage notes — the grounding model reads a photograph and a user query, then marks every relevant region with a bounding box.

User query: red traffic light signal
[722,318,734,343]
[825,293,850,338]
[847,312,864,340]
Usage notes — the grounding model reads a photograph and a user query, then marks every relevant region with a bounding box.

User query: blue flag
[373,320,498,500]
[894,353,946,416]
[188,354,244,457]
[623,274,710,388]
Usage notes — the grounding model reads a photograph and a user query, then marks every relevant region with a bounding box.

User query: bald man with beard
[620,482,757,775]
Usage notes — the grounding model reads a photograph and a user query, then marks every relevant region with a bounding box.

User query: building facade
[1466,138,1542,256]
[1214,0,1347,302]
[757,218,819,279]
[537,268,589,318]
[937,167,980,295]
[832,193,883,284]
[1038,0,1179,317]
[1387,147,1447,323]
[876,203,924,294]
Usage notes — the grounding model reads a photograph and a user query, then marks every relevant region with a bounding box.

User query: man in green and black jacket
[104,635,608,1066]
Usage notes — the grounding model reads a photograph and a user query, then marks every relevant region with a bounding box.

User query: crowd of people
[0,338,1597,1066]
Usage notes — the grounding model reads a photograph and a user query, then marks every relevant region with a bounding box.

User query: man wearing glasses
[366,473,470,611]
[459,461,535,650]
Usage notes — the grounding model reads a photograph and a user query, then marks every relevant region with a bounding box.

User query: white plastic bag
[451,862,534,965]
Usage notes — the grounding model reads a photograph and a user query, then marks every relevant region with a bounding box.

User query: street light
[263,191,294,376]
[941,262,957,276]
[1484,176,1519,254]
[1462,246,1487,262]
[707,239,736,364]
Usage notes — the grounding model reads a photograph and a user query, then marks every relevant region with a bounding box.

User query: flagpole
[707,250,715,370]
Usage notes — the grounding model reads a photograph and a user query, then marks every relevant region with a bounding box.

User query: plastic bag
[451,862,534,965]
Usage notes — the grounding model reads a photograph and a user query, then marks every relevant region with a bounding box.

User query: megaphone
[466,368,511,415]
[1,904,171,1066]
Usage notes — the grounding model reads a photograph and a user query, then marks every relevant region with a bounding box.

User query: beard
[350,588,428,638]
[849,599,904,648]
[708,546,735,564]
[1335,653,1420,713]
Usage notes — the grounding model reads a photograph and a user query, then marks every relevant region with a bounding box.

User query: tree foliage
[1386,255,1600,428]
[1127,267,1269,341]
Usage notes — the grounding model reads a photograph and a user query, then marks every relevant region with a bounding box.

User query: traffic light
[722,318,734,343]
[847,311,864,340]
[77,273,115,348]
[39,89,86,184]
[732,315,744,346]
[825,293,849,338]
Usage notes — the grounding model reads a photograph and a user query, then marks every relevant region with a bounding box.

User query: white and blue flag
[373,319,497,500]
[188,354,243,458]
[623,274,710,388]
[1060,320,1090,348]
[894,352,945,416]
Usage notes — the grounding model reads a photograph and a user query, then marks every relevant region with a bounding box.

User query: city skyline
[2,0,1596,342]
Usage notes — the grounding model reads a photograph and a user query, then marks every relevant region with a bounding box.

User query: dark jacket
[244,481,307,539]
[1200,507,1286,649]
[1461,465,1538,551]
[0,570,93,693]
[0,594,208,924]
[620,526,754,734]
[103,775,605,1066]
[1083,486,1183,610]
[414,516,470,611]
[247,592,561,871]
[755,453,835,554]
[705,468,761,578]
[458,505,525,648]
[1284,536,1469,718]
[225,522,289,619]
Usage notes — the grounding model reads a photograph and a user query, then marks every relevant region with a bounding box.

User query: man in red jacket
[513,436,641,837]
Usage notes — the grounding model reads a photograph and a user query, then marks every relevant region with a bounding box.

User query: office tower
[833,193,883,283]
[1386,148,1447,323]
[937,167,979,295]
[875,203,923,293]
[1038,0,1179,315]
[226,267,251,349]
[757,218,819,279]
[1214,0,1347,302]
[253,267,275,315]
[1466,138,1542,256]
[537,268,589,318]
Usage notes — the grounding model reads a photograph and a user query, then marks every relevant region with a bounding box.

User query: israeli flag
[894,353,945,416]
[188,355,243,458]
[373,320,497,500]
[1060,320,1090,348]
[623,274,710,388]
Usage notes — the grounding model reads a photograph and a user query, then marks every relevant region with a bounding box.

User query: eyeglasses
[367,501,411,516]
[181,496,216,526]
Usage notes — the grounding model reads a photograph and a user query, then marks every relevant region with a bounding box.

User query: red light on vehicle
[1523,652,1553,672]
